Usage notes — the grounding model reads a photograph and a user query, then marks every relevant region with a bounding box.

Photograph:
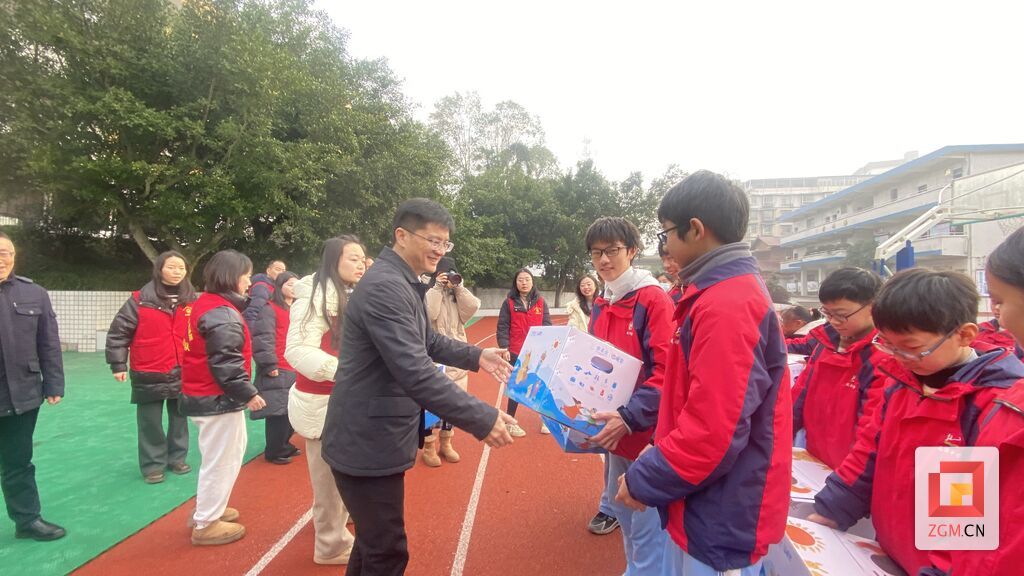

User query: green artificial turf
[0,353,266,576]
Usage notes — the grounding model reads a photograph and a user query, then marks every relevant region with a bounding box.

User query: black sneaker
[587,511,620,535]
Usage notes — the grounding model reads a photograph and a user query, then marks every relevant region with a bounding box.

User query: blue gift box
[541,416,604,454]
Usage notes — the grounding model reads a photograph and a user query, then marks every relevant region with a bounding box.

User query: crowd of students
[3,169,1021,576]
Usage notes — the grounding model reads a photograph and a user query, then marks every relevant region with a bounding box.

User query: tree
[428,92,545,179]
[844,238,878,270]
[0,0,446,270]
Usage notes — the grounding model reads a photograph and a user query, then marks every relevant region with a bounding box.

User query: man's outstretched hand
[485,412,517,448]
[479,347,513,384]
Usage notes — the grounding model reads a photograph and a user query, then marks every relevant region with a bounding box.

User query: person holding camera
[422,256,481,467]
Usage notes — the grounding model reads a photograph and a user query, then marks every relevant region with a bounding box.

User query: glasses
[589,245,627,260]
[0,250,14,259]
[820,302,870,324]
[655,223,679,242]
[402,228,454,253]
[872,329,958,361]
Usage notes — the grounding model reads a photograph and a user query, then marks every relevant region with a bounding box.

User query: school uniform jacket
[626,256,792,571]
[814,349,1024,575]
[791,323,889,469]
[589,284,674,460]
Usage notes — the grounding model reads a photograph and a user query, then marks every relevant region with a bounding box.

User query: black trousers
[0,408,41,528]
[333,469,408,576]
[505,352,520,417]
[263,415,295,460]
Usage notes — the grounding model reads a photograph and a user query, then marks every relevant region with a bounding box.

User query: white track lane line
[452,329,503,576]
[244,508,313,576]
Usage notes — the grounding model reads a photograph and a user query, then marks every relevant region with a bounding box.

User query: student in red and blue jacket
[585,217,675,574]
[619,171,792,576]
[496,268,550,437]
[789,267,889,470]
[973,301,1023,359]
[810,269,1024,575]
[106,251,197,484]
[939,229,1024,576]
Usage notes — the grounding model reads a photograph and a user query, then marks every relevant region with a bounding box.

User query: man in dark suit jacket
[0,231,66,541]
[322,199,517,575]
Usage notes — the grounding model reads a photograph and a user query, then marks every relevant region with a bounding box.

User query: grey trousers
[136,399,189,475]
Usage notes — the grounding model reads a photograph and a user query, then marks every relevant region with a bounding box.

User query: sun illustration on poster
[803,561,829,576]
[786,522,826,554]
[791,475,814,494]
[793,449,832,472]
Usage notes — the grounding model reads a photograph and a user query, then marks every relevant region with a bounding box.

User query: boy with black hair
[617,170,791,575]
[810,268,1024,575]
[585,216,674,573]
[788,267,889,469]
[657,240,683,303]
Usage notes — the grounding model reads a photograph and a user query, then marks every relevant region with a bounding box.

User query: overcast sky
[318,1,1023,183]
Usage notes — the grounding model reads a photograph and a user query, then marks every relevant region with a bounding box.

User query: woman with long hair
[284,235,365,565]
[106,251,198,484]
[248,271,301,464]
[496,268,551,437]
[180,250,266,546]
[565,274,598,332]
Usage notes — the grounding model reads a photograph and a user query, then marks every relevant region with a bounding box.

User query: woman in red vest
[248,271,300,464]
[284,235,364,565]
[106,250,197,484]
[496,268,551,437]
[181,250,265,546]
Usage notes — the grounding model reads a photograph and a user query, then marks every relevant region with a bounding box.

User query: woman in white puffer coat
[284,235,365,566]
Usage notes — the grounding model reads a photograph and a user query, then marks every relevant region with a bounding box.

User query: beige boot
[421,434,442,467]
[191,520,246,546]
[439,430,460,463]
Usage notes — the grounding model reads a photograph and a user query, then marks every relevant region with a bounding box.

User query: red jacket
[945,381,1024,576]
[814,349,1024,575]
[626,256,792,571]
[589,284,674,460]
[182,292,253,399]
[974,319,1022,359]
[791,324,888,469]
[496,292,551,355]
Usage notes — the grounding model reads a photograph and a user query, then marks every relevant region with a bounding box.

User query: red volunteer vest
[182,293,252,396]
[129,291,189,374]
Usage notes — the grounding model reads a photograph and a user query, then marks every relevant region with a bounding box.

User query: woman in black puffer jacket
[247,271,301,464]
[106,251,197,484]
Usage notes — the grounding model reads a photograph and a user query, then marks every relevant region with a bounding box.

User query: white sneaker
[507,423,527,438]
[540,423,551,434]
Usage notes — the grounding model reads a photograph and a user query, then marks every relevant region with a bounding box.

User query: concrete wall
[48,289,572,352]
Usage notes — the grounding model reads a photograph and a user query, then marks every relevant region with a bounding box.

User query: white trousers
[190,411,248,529]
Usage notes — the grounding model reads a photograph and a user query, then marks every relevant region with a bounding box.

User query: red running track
[74,317,625,576]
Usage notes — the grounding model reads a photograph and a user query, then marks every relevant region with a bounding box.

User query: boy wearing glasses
[810,268,1024,575]
[585,217,675,573]
[787,267,889,469]
[616,171,791,576]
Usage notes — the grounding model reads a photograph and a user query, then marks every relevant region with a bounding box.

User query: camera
[446,269,462,285]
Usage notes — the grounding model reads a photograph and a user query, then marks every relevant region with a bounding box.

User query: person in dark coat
[248,271,301,464]
[321,198,518,575]
[181,250,266,546]
[0,231,66,541]
[106,250,197,484]
[243,259,286,324]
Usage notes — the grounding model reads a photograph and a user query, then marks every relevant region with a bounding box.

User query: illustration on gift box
[764,518,903,576]
[541,416,604,454]
[506,326,641,436]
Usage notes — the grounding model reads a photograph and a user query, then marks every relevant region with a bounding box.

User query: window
[952,167,964,179]
[761,223,773,235]
[780,197,793,208]
[840,205,848,214]
[762,196,775,207]
[918,184,928,193]
[806,218,815,228]
[890,188,899,201]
